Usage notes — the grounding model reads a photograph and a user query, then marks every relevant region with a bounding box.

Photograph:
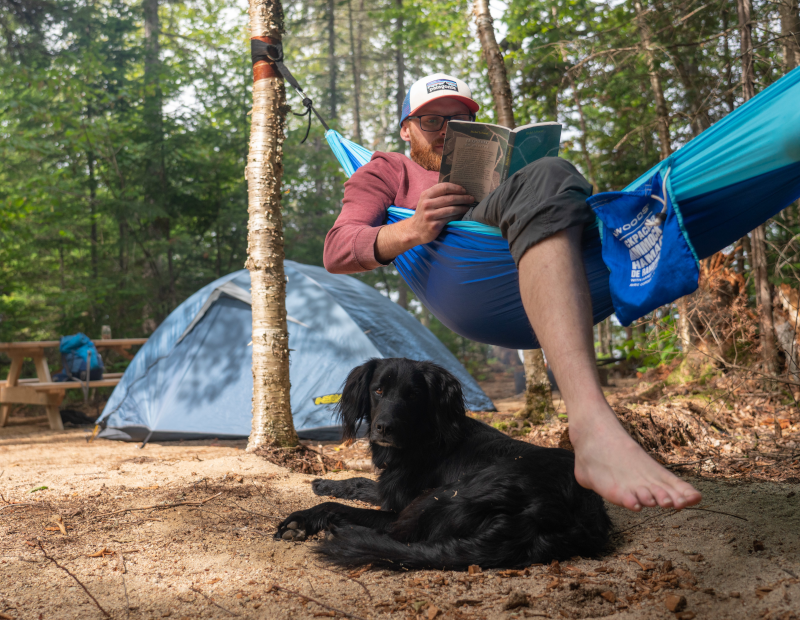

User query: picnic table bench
[0,338,146,431]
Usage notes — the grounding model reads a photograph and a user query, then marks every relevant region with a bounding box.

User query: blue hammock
[326,66,800,349]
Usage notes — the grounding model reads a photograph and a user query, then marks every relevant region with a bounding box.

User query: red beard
[409,131,443,172]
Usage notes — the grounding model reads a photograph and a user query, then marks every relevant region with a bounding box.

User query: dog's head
[337,358,466,450]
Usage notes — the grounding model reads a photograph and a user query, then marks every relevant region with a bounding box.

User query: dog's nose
[375,421,393,436]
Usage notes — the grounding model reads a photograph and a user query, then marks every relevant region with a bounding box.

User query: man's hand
[408,183,474,245]
[375,183,473,263]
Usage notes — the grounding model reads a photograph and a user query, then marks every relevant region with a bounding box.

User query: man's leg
[517,227,701,511]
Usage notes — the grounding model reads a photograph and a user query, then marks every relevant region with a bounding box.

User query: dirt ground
[2,382,800,620]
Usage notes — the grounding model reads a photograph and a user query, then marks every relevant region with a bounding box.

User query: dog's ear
[423,363,466,442]
[337,359,380,442]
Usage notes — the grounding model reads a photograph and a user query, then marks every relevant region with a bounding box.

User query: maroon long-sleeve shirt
[323,151,439,274]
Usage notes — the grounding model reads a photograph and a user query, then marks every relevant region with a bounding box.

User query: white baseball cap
[400,73,480,127]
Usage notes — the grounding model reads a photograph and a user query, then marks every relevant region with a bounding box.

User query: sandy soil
[2,417,799,620]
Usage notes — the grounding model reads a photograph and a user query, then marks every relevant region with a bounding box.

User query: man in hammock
[324,73,701,513]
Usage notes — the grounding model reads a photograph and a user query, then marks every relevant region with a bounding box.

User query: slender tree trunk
[472,0,551,420]
[603,317,613,356]
[246,0,298,450]
[780,0,800,72]
[397,280,408,309]
[633,0,671,160]
[473,0,514,128]
[738,0,778,375]
[88,150,98,280]
[347,0,363,142]
[327,0,337,120]
[394,0,405,144]
[143,0,173,313]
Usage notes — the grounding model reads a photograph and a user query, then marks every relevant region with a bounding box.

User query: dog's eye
[375,388,383,396]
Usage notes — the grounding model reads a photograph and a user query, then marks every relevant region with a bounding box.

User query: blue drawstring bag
[53,333,104,382]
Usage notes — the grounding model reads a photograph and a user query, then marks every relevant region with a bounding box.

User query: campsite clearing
[1,406,799,620]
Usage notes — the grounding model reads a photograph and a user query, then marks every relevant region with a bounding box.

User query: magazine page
[508,122,562,176]
[439,121,512,204]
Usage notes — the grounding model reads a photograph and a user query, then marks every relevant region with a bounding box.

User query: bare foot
[569,405,702,512]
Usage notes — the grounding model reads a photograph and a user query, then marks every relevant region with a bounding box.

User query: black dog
[275,358,611,570]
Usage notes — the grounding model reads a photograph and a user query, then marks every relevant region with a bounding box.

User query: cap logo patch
[426,79,458,94]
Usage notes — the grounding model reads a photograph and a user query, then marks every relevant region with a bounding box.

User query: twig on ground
[612,509,680,536]
[189,586,241,616]
[0,503,40,512]
[91,492,222,519]
[268,583,367,620]
[315,564,374,600]
[117,552,130,618]
[684,507,748,521]
[37,542,110,618]
[225,502,282,520]
[666,457,714,469]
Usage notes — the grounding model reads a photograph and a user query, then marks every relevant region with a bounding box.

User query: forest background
[2,0,800,383]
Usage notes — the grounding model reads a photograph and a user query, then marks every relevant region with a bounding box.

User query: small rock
[281,530,295,540]
[730,591,740,598]
[665,594,687,613]
[675,612,696,620]
[287,521,299,530]
[502,590,529,610]
[427,605,441,619]
[468,565,482,575]
[600,591,616,603]
[688,554,704,562]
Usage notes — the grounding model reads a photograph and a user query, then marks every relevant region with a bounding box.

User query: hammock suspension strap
[250,39,330,143]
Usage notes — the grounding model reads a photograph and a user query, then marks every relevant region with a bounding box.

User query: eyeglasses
[407,114,476,132]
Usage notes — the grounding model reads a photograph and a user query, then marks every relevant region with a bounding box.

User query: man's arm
[374,183,474,263]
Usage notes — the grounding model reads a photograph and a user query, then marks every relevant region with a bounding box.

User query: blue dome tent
[97,262,494,443]
[326,66,800,348]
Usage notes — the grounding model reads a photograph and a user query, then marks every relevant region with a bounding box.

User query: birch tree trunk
[472,0,552,421]
[245,0,298,451]
[738,0,779,375]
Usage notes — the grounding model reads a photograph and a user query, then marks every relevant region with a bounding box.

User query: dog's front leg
[275,502,396,541]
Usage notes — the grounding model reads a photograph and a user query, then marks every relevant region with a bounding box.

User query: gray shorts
[462,157,595,266]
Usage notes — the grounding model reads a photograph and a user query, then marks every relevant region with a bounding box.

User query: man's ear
[337,359,381,443]
[399,120,412,143]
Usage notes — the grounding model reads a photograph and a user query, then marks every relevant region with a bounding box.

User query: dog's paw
[275,507,334,542]
[311,478,337,497]
[275,514,310,542]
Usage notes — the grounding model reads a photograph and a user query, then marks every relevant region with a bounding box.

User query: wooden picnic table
[0,338,147,431]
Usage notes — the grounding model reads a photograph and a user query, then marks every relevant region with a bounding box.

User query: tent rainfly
[97,261,494,442]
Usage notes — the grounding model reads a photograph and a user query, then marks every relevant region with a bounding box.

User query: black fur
[275,358,611,570]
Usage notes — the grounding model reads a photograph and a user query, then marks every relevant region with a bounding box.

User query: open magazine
[438,121,562,204]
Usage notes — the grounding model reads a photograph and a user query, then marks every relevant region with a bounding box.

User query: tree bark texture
[633,0,671,160]
[394,0,405,143]
[521,349,553,423]
[473,0,515,129]
[737,0,778,375]
[471,0,551,420]
[780,0,800,72]
[246,0,298,450]
[347,0,363,142]
[327,0,337,120]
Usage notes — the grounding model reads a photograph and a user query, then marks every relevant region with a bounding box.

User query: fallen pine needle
[268,584,367,620]
[37,542,110,618]
[91,492,222,519]
[189,586,240,616]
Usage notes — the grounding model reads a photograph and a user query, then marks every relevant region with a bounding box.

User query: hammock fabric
[326,66,800,349]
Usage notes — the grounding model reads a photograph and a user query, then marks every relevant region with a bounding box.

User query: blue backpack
[58,333,104,381]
